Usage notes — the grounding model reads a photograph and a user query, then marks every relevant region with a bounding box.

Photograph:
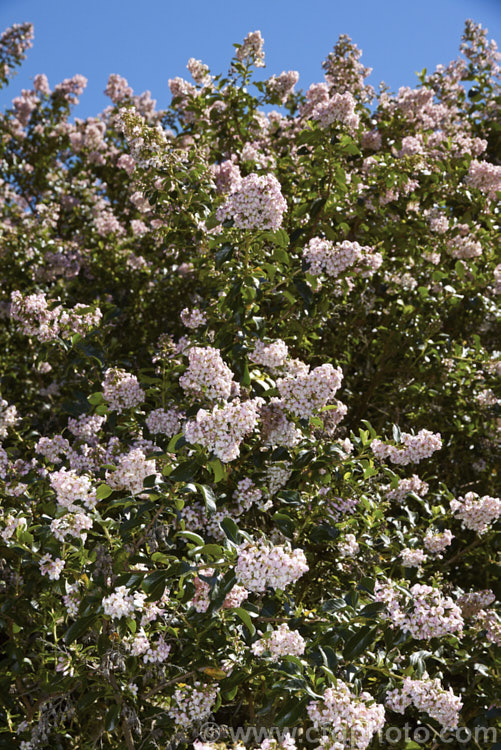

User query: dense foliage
[0,19,500,750]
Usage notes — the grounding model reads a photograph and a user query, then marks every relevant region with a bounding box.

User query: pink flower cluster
[106,448,157,495]
[260,399,302,448]
[450,492,501,534]
[184,397,263,462]
[129,629,171,663]
[102,585,142,619]
[457,589,495,617]
[168,682,219,728]
[307,681,385,750]
[374,581,464,640]
[11,291,102,342]
[303,238,382,279]
[180,307,207,328]
[477,609,501,646]
[249,339,289,370]
[104,73,133,103]
[67,414,106,443]
[266,71,299,103]
[424,529,454,555]
[50,512,93,543]
[338,533,360,558]
[146,407,183,436]
[446,234,482,259]
[39,554,65,581]
[235,31,265,68]
[102,368,145,413]
[191,569,248,613]
[187,58,211,85]
[235,542,308,592]
[311,91,360,131]
[466,159,501,200]
[179,346,235,402]
[212,159,242,194]
[0,400,18,439]
[251,623,305,659]
[233,478,263,513]
[49,468,97,510]
[216,173,287,231]
[386,474,429,502]
[277,363,343,418]
[400,548,427,567]
[386,677,462,729]
[372,429,442,465]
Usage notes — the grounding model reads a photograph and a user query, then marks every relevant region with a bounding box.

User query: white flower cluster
[129,629,171,663]
[49,468,97,510]
[233,478,263,513]
[50,512,93,543]
[303,238,382,279]
[386,474,429,502]
[36,434,70,463]
[423,529,454,555]
[265,463,292,496]
[249,339,289,370]
[307,681,385,750]
[102,367,145,413]
[168,682,219,729]
[260,398,302,447]
[400,548,427,567]
[102,585,144,619]
[0,400,18,438]
[190,569,248,613]
[106,448,157,495]
[39,554,65,580]
[450,492,501,534]
[235,541,308,592]
[265,70,299,103]
[67,414,106,442]
[179,346,235,402]
[251,624,306,659]
[372,429,442,465]
[311,91,360,130]
[374,581,464,640]
[216,173,287,231]
[235,30,265,68]
[446,234,482,259]
[180,307,207,328]
[338,534,360,558]
[146,406,183,436]
[386,676,462,730]
[10,290,102,342]
[477,609,501,646]
[277,363,343,418]
[457,589,495,617]
[184,397,263,462]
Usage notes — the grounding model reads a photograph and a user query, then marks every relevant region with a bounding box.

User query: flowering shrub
[0,17,500,750]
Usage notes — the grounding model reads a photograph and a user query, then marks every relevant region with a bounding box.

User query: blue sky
[0,0,500,119]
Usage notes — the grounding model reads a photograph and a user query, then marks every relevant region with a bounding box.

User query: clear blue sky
[0,0,500,119]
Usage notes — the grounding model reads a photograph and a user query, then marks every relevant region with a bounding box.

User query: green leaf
[88,392,104,406]
[177,531,205,546]
[197,484,217,512]
[209,458,225,483]
[220,516,240,543]
[96,484,113,500]
[64,615,96,645]
[343,625,378,660]
[215,243,234,269]
[105,704,120,732]
[234,607,256,636]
